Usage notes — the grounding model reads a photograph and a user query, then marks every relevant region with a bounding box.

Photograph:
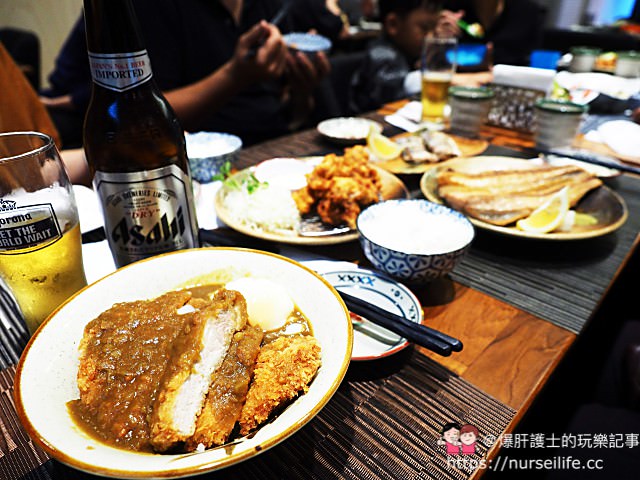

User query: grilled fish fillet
[436,165,602,226]
[150,289,247,452]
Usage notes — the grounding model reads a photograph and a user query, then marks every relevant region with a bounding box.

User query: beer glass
[0,132,87,335]
[421,37,458,125]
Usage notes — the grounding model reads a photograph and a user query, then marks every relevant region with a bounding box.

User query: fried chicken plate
[293,145,382,228]
[70,285,321,454]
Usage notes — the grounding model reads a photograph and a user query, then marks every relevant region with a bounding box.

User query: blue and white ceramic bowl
[357,200,474,282]
[186,132,242,183]
[283,33,332,54]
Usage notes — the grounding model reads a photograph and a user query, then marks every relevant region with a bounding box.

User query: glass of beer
[421,37,458,125]
[0,131,87,335]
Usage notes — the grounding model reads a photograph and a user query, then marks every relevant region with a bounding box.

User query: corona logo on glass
[0,199,16,211]
[111,206,186,246]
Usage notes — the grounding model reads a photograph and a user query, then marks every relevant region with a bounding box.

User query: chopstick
[538,148,640,176]
[338,290,463,357]
[245,2,291,58]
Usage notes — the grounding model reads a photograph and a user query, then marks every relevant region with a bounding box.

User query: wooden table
[233,102,638,477]
[236,111,574,412]
[1,103,638,479]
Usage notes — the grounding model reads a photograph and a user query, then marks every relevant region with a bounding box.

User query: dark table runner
[240,132,639,335]
[448,146,640,334]
[2,350,515,480]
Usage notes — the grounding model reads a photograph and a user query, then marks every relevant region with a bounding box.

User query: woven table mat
[3,350,515,480]
[449,145,640,334]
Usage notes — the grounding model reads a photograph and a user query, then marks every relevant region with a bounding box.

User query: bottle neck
[84,0,153,92]
[83,0,145,54]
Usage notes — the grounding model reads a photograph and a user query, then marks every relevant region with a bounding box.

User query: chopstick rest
[338,290,463,357]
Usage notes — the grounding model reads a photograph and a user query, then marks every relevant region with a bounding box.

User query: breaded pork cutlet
[150,289,247,452]
[73,291,193,452]
[185,325,264,451]
[237,335,321,435]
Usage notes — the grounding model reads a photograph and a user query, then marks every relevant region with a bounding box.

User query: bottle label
[88,50,153,92]
[0,200,62,252]
[94,165,199,266]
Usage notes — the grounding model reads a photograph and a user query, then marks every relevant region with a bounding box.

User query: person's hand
[231,20,287,84]
[437,10,464,38]
[286,50,330,94]
[284,50,331,129]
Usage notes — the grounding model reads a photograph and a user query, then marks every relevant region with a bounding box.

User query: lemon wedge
[367,129,403,161]
[516,187,570,233]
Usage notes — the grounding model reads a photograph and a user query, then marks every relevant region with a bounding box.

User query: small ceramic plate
[375,132,489,175]
[283,32,332,54]
[321,269,423,361]
[15,248,352,478]
[317,117,383,145]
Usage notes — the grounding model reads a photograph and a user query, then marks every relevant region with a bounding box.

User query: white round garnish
[226,278,294,331]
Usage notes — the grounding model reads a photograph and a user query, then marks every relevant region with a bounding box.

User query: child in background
[348,0,491,114]
[349,0,442,114]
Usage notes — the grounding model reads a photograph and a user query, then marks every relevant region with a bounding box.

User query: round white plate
[15,248,352,478]
[321,269,423,361]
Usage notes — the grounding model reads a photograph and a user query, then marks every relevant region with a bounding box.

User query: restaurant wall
[0,0,82,89]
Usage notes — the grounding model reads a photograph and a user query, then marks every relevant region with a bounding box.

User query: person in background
[0,42,89,185]
[40,0,329,147]
[440,0,544,67]
[288,0,350,43]
[348,0,491,114]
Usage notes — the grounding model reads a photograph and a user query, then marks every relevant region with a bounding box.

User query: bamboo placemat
[2,351,515,480]
[449,145,640,334]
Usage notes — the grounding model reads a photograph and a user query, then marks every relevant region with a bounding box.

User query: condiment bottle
[82,0,199,267]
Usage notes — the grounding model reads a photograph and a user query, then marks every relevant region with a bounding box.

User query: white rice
[360,204,472,254]
[223,185,300,234]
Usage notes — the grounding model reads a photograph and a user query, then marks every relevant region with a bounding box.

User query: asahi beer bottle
[82,0,199,267]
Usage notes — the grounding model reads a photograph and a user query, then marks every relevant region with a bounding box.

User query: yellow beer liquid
[0,222,87,334]
[421,73,452,122]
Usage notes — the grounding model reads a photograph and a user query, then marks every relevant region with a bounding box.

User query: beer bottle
[82,0,199,267]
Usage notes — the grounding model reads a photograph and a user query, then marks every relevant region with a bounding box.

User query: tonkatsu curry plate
[15,248,352,478]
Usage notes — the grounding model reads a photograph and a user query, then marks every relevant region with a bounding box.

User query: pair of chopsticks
[338,290,463,357]
[245,1,291,58]
[538,148,640,176]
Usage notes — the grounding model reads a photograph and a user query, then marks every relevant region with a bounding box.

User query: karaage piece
[185,325,264,451]
[292,145,382,228]
[237,335,321,435]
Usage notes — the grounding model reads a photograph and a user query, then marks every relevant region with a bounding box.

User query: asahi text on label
[94,165,198,265]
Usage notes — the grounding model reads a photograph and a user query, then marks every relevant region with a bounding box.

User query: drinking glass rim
[449,86,495,100]
[534,99,588,114]
[0,131,54,163]
[424,36,458,45]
